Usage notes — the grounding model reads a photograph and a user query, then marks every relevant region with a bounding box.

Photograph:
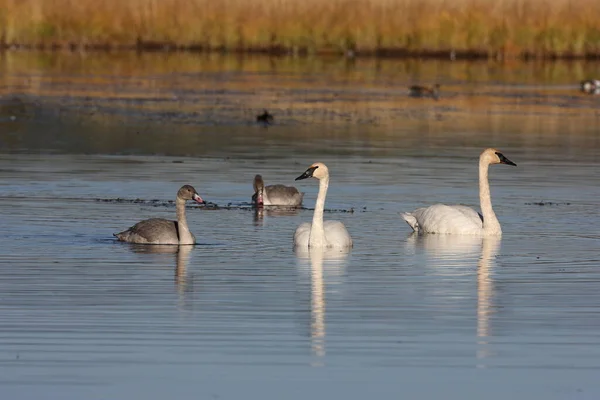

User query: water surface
[0,53,599,399]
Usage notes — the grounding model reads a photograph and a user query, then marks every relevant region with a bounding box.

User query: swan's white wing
[451,205,483,223]
[324,220,353,248]
[293,222,311,247]
[401,204,483,235]
[293,221,353,248]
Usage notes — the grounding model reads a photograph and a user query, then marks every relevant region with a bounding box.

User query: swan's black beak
[496,152,517,166]
[295,166,318,181]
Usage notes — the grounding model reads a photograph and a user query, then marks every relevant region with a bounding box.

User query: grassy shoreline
[2,0,600,60]
[3,44,600,61]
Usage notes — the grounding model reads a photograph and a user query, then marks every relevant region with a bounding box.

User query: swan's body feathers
[400,148,516,236]
[114,218,195,245]
[293,162,353,249]
[293,222,311,247]
[401,204,485,235]
[114,184,203,245]
[294,220,352,248]
[263,184,304,206]
[253,175,303,206]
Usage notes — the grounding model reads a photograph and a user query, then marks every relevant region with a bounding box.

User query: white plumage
[294,220,352,248]
[400,148,516,236]
[293,162,352,249]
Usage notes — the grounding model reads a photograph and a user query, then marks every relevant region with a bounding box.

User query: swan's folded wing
[293,222,311,247]
[404,204,483,234]
[128,218,177,235]
[451,205,483,223]
[266,185,303,206]
[116,218,179,244]
[324,220,353,248]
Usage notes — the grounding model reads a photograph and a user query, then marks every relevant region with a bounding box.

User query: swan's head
[253,175,265,206]
[177,184,205,204]
[253,175,265,191]
[295,162,329,181]
[481,148,517,167]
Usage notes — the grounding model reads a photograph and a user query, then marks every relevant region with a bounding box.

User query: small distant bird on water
[580,80,600,95]
[409,83,441,100]
[256,109,274,124]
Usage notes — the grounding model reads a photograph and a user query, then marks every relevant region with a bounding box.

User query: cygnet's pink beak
[193,193,205,204]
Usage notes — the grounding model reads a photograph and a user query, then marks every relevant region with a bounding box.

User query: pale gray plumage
[114,185,204,245]
[253,174,303,206]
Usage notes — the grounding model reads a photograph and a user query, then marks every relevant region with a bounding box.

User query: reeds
[1,0,600,58]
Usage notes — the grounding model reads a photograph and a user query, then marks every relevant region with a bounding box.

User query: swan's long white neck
[176,197,195,244]
[479,158,501,235]
[309,176,329,247]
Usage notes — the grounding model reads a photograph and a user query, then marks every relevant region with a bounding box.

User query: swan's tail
[400,212,419,232]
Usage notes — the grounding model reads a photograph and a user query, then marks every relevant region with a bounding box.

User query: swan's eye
[295,165,318,181]
[308,166,318,175]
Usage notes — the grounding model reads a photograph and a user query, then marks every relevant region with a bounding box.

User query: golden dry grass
[1,0,600,58]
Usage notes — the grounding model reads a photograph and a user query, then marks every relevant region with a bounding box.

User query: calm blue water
[0,53,599,399]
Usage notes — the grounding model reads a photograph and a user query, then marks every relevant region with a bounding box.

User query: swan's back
[293,222,311,247]
[293,220,352,248]
[401,204,483,235]
[265,184,304,206]
[323,220,352,247]
[114,218,185,245]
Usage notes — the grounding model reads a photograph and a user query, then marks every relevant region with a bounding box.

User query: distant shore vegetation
[1,0,600,59]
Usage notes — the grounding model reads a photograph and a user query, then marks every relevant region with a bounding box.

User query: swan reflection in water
[406,233,500,368]
[127,244,193,306]
[295,246,350,366]
[253,206,300,226]
[475,236,500,367]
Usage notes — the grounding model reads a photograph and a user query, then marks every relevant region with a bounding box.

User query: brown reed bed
[1,0,600,59]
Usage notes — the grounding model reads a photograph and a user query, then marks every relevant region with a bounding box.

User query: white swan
[114,185,204,245]
[252,174,304,206]
[400,148,516,235]
[293,162,353,248]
